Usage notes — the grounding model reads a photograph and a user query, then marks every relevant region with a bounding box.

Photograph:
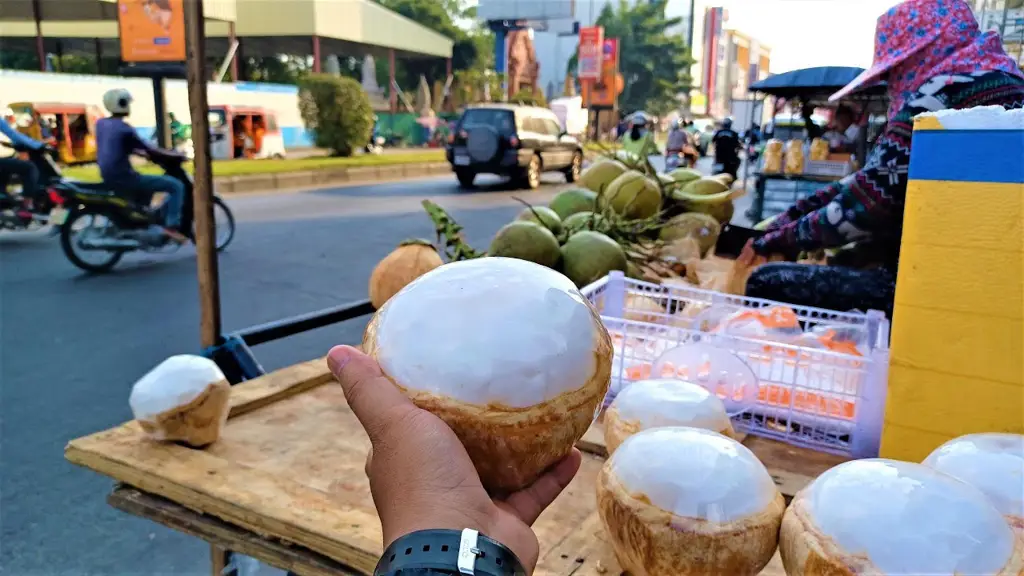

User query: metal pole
[152,77,170,148]
[32,0,46,72]
[184,0,222,350]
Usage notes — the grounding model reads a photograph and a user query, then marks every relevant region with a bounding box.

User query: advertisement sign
[585,38,623,108]
[117,0,186,62]
[577,26,604,80]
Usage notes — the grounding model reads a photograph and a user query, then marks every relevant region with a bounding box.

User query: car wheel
[456,170,476,189]
[563,151,583,183]
[521,154,541,190]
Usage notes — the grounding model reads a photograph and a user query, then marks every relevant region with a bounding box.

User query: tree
[567,0,692,115]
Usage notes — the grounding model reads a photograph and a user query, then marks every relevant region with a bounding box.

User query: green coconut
[626,261,644,280]
[548,188,598,220]
[516,206,563,235]
[579,159,628,194]
[681,177,730,196]
[669,167,703,184]
[599,171,662,219]
[489,221,561,269]
[560,230,629,288]
[562,211,611,236]
[660,213,722,255]
[671,189,736,225]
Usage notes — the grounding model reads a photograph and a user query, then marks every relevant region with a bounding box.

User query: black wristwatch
[374,529,526,576]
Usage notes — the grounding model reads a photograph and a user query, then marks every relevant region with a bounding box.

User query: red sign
[577,26,604,80]
[585,38,622,108]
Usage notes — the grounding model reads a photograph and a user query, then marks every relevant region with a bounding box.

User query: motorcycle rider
[0,108,47,202]
[622,111,658,159]
[712,117,742,180]
[96,88,187,243]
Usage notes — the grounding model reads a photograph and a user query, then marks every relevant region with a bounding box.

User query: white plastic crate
[804,159,852,178]
[581,271,891,458]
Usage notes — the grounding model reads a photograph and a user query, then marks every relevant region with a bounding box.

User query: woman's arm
[754,118,912,255]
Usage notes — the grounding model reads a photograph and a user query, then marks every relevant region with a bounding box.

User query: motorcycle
[0,142,65,233]
[51,153,236,273]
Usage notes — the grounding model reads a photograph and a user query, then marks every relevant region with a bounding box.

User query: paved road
[0,156,741,575]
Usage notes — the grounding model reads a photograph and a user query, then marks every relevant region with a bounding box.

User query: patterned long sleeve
[754,114,914,255]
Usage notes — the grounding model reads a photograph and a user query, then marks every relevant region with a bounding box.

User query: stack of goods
[762,139,784,174]
[384,152,741,293]
[810,138,830,161]
[784,139,806,175]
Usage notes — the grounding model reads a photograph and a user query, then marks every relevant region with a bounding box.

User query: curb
[215,162,452,194]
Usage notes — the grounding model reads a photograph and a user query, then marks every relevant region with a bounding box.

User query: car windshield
[460,108,516,136]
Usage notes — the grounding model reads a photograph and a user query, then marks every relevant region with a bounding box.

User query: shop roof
[0,0,235,22]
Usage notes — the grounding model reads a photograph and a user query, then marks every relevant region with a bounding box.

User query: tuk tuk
[10,102,103,166]
[208,105,286,160]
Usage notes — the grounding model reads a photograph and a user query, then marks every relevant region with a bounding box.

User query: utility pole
[183,0,222,350]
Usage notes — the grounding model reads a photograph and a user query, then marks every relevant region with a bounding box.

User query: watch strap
[374,529,526,576]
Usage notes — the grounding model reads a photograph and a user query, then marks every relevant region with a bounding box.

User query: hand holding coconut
[327,345,582,573]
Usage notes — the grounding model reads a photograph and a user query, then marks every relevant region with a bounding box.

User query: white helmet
[103,88,133,115]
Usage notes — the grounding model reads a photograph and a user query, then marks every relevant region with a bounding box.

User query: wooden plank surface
[69,357,844,576]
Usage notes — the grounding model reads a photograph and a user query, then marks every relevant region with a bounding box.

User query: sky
[715,0,904,72]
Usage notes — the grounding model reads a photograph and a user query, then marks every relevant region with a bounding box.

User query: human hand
[327,345,582,574]
[738,239,769,268]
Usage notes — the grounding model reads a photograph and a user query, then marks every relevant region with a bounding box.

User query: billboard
[577,26,604,80]
[477,0,575,22]
[117,0,186,63]
[584,38,622,108]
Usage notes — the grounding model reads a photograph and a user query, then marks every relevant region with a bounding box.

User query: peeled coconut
[598,427,785,576]
[362,257,612,493]
[129,355,231,448]
[562,211,611,236]
[781,459,1024,576]
[604,379,736,453]
[660,213,722,255]
[516,205,563,235]
[923,433,1024,532]
[549,188,598,220]
[369,240,444,309]
[600,171,662,219]
[682,177,730,196]
[560,231,628,288]
[669,167,703,184]
[672,189,735,224]
[489,221,561,269]
[579,159,628,194]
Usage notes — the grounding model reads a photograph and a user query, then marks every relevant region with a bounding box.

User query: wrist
[375,529,526,576]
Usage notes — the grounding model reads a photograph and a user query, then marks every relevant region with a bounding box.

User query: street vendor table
[66,358,850,576]
[749,172,843,223]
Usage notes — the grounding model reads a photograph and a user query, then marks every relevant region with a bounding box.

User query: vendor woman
[744,0,1024,318]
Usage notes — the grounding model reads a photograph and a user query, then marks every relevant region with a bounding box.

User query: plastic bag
[713,305,805,342]
[129,355,232,447]
[762,139,784,174]
[810,138,830,161]
[784,139,806,175]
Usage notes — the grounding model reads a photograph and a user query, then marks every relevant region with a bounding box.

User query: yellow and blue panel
[881,111,1024,462]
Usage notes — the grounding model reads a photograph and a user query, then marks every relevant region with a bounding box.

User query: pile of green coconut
[420,150,739,288]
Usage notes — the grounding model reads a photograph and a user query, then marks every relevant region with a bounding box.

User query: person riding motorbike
[0,109,46,202]
[622,111,658,159]
[711,117,742,179]
[665,119,698,169]
[96,88,188,244]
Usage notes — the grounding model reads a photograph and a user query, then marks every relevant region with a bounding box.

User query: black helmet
[722,117,733,129]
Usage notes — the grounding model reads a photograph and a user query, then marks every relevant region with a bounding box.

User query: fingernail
[327,346,351,376]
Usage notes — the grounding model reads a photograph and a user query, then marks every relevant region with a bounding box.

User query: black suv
[446,104,584,190]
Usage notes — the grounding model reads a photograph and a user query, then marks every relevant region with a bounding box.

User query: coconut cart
[744,66,890,223]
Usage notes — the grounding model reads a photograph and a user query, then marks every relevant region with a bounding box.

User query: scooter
[0,142,65,232]
[52,153,236,273]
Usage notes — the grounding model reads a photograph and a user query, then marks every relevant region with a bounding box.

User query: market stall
[745,66,889,223]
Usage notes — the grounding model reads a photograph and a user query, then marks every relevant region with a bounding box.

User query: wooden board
[67,357,845,576]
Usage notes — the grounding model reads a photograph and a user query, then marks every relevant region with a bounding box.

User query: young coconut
[368,239,444,309]
[598,427,785,576]
[515,205,563,235]
[489,220,561,269]
[660,213,722,256]
[780,459,1024,576]
[922,433,1024,533]
[549,188,599,220]
[600,171,662,220]
[560,230,628,288]
[129,355,232,448]
[363,257,612,493]
[603,379,736,454]
[561,211,612,237]
[579,159,628,194]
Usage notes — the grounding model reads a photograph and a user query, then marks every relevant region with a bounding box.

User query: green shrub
[297,74,374,157]
[511,87,546,107]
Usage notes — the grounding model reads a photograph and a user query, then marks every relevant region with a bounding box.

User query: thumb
[501,449,582,526]
[327,345,415,443]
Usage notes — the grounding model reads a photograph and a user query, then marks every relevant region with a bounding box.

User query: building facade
[689,5,770,119]
[969,0,1024,66]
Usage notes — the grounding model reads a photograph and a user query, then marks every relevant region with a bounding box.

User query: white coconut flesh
[803,459,1015,574]
[129,355,227,419]
[611,379,731,432]
[922,433,1024,521]
[609,427,777,522]
[372,257,606,408]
